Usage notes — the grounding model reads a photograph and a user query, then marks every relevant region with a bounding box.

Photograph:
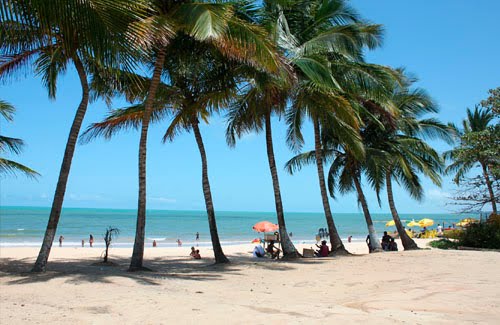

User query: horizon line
[0,205,469,215]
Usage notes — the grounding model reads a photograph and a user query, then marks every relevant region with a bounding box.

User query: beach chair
[302,248,315,258]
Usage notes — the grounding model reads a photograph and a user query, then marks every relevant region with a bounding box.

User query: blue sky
[1,0,499,213]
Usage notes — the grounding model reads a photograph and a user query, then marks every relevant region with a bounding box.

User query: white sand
[1,239,499,324]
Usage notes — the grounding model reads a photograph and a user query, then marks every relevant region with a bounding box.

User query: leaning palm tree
[285,132,384,252]
[1,0,143,272]
[267,0,396,254]
[0,100,40,178]
[226,70,300,258]
[90,0,281,270]
[445,106,497,214]
[83,33,277,264]
[381,83,450,250]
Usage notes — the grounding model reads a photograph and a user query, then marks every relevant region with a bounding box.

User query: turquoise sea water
[0,206,477,247]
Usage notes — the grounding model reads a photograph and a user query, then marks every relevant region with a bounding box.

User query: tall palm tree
[374,79,450,250]
[445,106,497,214]
[1,0,143,272]
[226,70,300,258]
[92,1,282,270]
[83,31,278,264]
[266,0,394,254]
[0,100,40,178]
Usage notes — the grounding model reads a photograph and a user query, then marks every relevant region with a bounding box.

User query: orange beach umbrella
[252,221,279,233]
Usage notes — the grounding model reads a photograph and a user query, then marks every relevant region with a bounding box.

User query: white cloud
[67,193,105,201]
[427,188,451,200]
[149,196,176,203]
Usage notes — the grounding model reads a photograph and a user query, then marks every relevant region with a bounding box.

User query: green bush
[443,229,462,239]
[429,239,459,250]
[458,222,500,249]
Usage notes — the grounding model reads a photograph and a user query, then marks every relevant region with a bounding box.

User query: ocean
[0,206,476,247]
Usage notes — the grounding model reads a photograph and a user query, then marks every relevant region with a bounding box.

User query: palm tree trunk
[129,48,166,271]
[312,118,348,255]
[386,170,418,250]
[481,162,498,214]
[191,118,229,264]
[32,55,89,272]
[264,112,299,258]
[352,172,382,252]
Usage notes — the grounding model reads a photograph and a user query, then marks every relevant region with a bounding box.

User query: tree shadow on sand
[0,252,349,286]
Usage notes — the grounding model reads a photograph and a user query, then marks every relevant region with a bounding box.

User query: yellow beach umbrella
[407,220,420,227]
[418,218,434,227]
[385,220,395,227]
[457,218,478,227]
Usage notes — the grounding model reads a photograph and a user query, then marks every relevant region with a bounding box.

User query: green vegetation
[0,100,40,178]
[458,222,500,249]
[429,239,459,250]
[445,88,499,215]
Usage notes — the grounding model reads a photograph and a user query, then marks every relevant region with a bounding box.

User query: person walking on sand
[59,235,64,247]
[89,234,94,247]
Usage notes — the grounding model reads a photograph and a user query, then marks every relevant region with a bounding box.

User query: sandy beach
[1,239,499,324]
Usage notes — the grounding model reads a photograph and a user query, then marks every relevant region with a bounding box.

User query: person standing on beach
[81,239,85,247]
[153,240,157,247]
[89,234,94,247]
[59,236,64,247]
[195,232,199,246]
[177,239,182,247]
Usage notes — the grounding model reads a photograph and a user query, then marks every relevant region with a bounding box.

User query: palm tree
[1,0,142,272]
[83,30,278,264]
[226,70,300,258]
[87,1,281,270]
[267,0,394,254]
[285,134,384,252]
[445,106,497,214]
[360,75,450,250]
[0,100,40,178]
[382,80,452,250]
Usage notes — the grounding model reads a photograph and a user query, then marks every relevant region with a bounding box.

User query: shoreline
[0,239,434,260]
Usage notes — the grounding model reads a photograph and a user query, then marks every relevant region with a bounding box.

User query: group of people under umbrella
[251,217,481,258]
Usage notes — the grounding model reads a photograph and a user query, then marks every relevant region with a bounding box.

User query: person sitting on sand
[266,240,280,259]
[253,245,265,258]
[315,240,329,257]
[381,231,391,251]
[193,250,201,259]
[389,237,398,251]
[190,246,196,258]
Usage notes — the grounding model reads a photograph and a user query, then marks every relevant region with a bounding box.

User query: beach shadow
[0,250,354,286]
[0,255,243,286]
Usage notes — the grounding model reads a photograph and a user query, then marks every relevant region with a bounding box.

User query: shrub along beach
[1,0,499,323]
